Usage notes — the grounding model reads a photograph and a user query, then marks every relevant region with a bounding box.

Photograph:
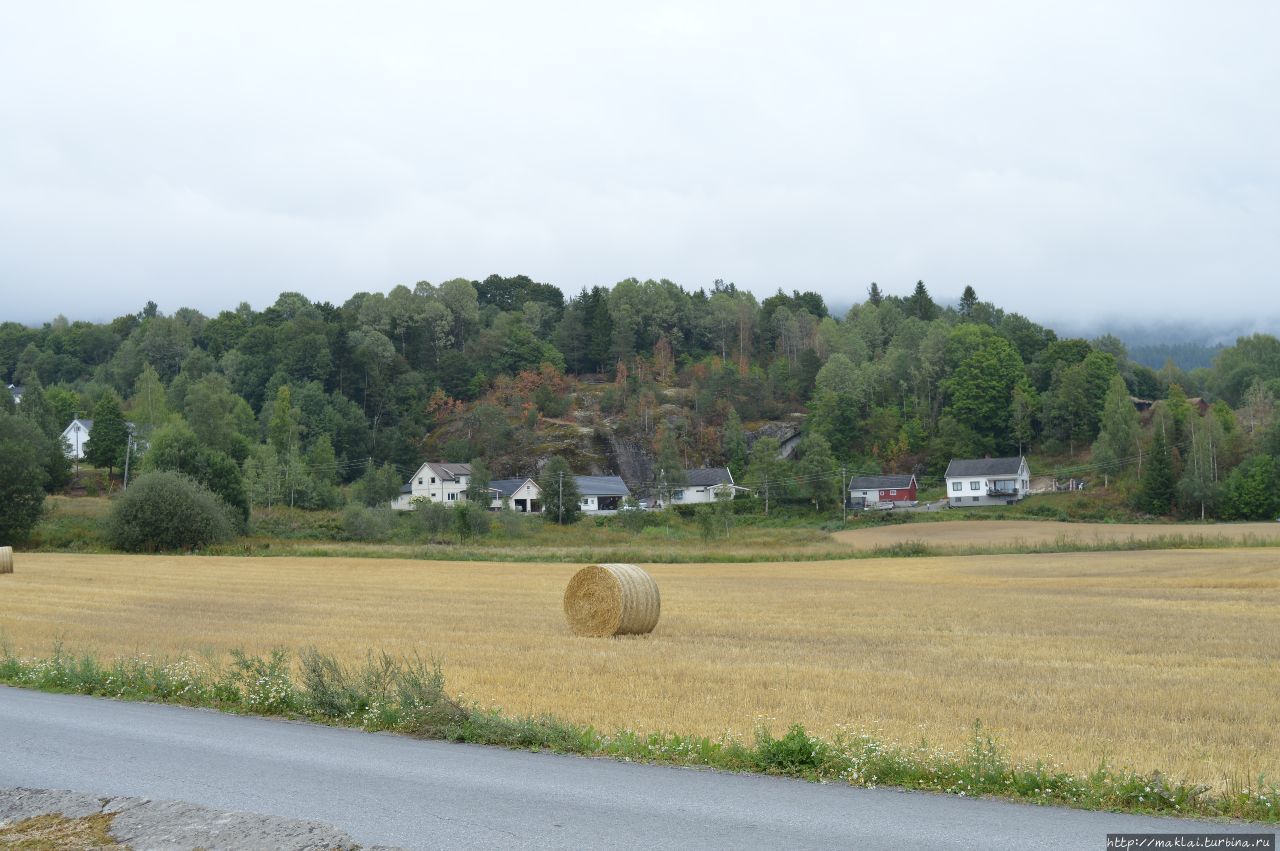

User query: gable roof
[573,475,630,497]
[63,418,93,432]
[489,477,538,497]
[685,467,733,487]
[945,456,1026,478]
[424,462,472,481]
[848,474,916,490]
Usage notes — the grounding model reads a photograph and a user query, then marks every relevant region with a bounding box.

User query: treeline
[4,275,1280,534]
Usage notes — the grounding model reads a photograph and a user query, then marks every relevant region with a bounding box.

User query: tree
[1178,412,1225,520]
[867,282,883,306]
[85,393,129,477]
[721,408,747,475]
[0,413,49,543]
[466,457,492,504]
[537,456,581,524]
[1009,385,1037,456]
[267,385,303,456]
[941,327,1026,449]
[1163,383,1192,447]
[744,436,788,515]
[1220,455,1280,521]
[127,364,169,437]
[906,280,937,321]
[795,432,839,512]
[352,462,402,507]
[653,429,686,505]
[1136,427,1176,515]
[107,471,236,552]
[1091,374,1140,484]
[958,285,978,319]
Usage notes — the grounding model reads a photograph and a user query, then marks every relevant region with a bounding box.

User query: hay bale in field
[563,563,660,637]
[0,547,12,574]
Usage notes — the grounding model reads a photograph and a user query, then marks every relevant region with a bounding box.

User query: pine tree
[958,285,978,319]
[867,282,883,306]
[906,280,936,321]
[1137,427,1176,515]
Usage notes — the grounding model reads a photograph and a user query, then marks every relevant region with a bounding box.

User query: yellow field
[834,520,1280,551]
[2,550,1278,789]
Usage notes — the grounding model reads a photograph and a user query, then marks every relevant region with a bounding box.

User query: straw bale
[562,563,660,637]
[0,547,12,574]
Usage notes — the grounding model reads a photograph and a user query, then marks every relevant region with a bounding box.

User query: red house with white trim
[848,474,918,508]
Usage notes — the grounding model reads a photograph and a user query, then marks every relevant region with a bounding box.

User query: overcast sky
[2,2,1277,329]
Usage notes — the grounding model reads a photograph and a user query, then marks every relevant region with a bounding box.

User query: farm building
[574,475,630,512]
[392,461,475,510]
[667,467,739,505]
[944,456,1030,507]
[847,474,918,509]
[489,477,542,513]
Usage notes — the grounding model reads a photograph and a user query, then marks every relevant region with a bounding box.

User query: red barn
[848,474,918,508]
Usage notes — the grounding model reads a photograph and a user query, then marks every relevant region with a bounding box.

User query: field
[834,520,1280,552]
[3,549,1277,791]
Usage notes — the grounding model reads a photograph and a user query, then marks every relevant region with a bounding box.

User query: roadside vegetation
[0,645,1273,823]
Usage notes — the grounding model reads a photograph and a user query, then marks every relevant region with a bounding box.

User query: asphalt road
[0,686,1259,850]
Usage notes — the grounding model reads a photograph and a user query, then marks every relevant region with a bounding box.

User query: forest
[4,273,1280,542]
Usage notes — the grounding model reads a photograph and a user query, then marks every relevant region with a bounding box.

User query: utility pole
[841,466,847,523]
[558,471,564,525]
[122,436,133,491]
[763,471,770,516]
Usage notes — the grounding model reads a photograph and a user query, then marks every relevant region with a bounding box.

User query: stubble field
[2,549,1277,790]
[833,520,1280,552]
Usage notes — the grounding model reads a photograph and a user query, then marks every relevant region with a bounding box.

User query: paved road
[0,686,1259,850]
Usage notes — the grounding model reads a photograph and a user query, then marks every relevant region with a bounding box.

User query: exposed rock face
[746,416,806,458]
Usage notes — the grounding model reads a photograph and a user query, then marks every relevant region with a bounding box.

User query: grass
[0,812,123,850]
[0,646,1274,822]
[2,550,1277,798]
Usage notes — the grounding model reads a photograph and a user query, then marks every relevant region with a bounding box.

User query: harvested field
[833,520,1280,552]
[2,550,1278,789]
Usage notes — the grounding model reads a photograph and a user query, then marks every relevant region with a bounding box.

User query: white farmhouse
[7,384,22,406]
[392,461,474,510]
[668,467,738,505]
[944,456,1030,507]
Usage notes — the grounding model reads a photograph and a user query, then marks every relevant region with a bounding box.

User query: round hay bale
[0,546,12,574]
[563,563,660,637]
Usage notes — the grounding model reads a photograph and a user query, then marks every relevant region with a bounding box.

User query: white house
[944,456,1030,507]
[574,475,630,512]
[667,467,739,505]
[392,461,474,510]
[62,418,93,460]
[7,384,21,406]
[489,477,543,513]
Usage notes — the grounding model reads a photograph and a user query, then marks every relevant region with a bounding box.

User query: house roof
[62,418,138,435]
[423,461,472,481]
[574,475,630,497]
[400,483,412,494]
[489,477,537,497]
[684,467,733,487]
[945,456,1026,478]
[848,474,916,490]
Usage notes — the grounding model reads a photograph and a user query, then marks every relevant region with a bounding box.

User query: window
[418,478,423,485]
[972,496,980,502]
[430,477,436,484]
[447,492,456,501]
[889,489,897,496]
[672,489,684,500]
[951,482,962,492]
[969,481,980,491]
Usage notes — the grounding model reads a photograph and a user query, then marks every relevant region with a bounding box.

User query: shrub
[342,504,395,541]
[0,413,49,544]
[107,471,237,552]
[414,500,453,540]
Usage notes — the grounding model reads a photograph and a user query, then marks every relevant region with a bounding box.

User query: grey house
[944,456,1030,507]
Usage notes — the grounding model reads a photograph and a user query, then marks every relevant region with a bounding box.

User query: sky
[2,2,1277,329]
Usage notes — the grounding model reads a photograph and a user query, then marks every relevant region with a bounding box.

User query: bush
[342,504,395,541]
[107,471,237,552]
[414,500,453,541]
[0,413,50,544]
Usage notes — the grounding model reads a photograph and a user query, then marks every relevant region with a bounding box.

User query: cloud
[2,1,1277,329]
